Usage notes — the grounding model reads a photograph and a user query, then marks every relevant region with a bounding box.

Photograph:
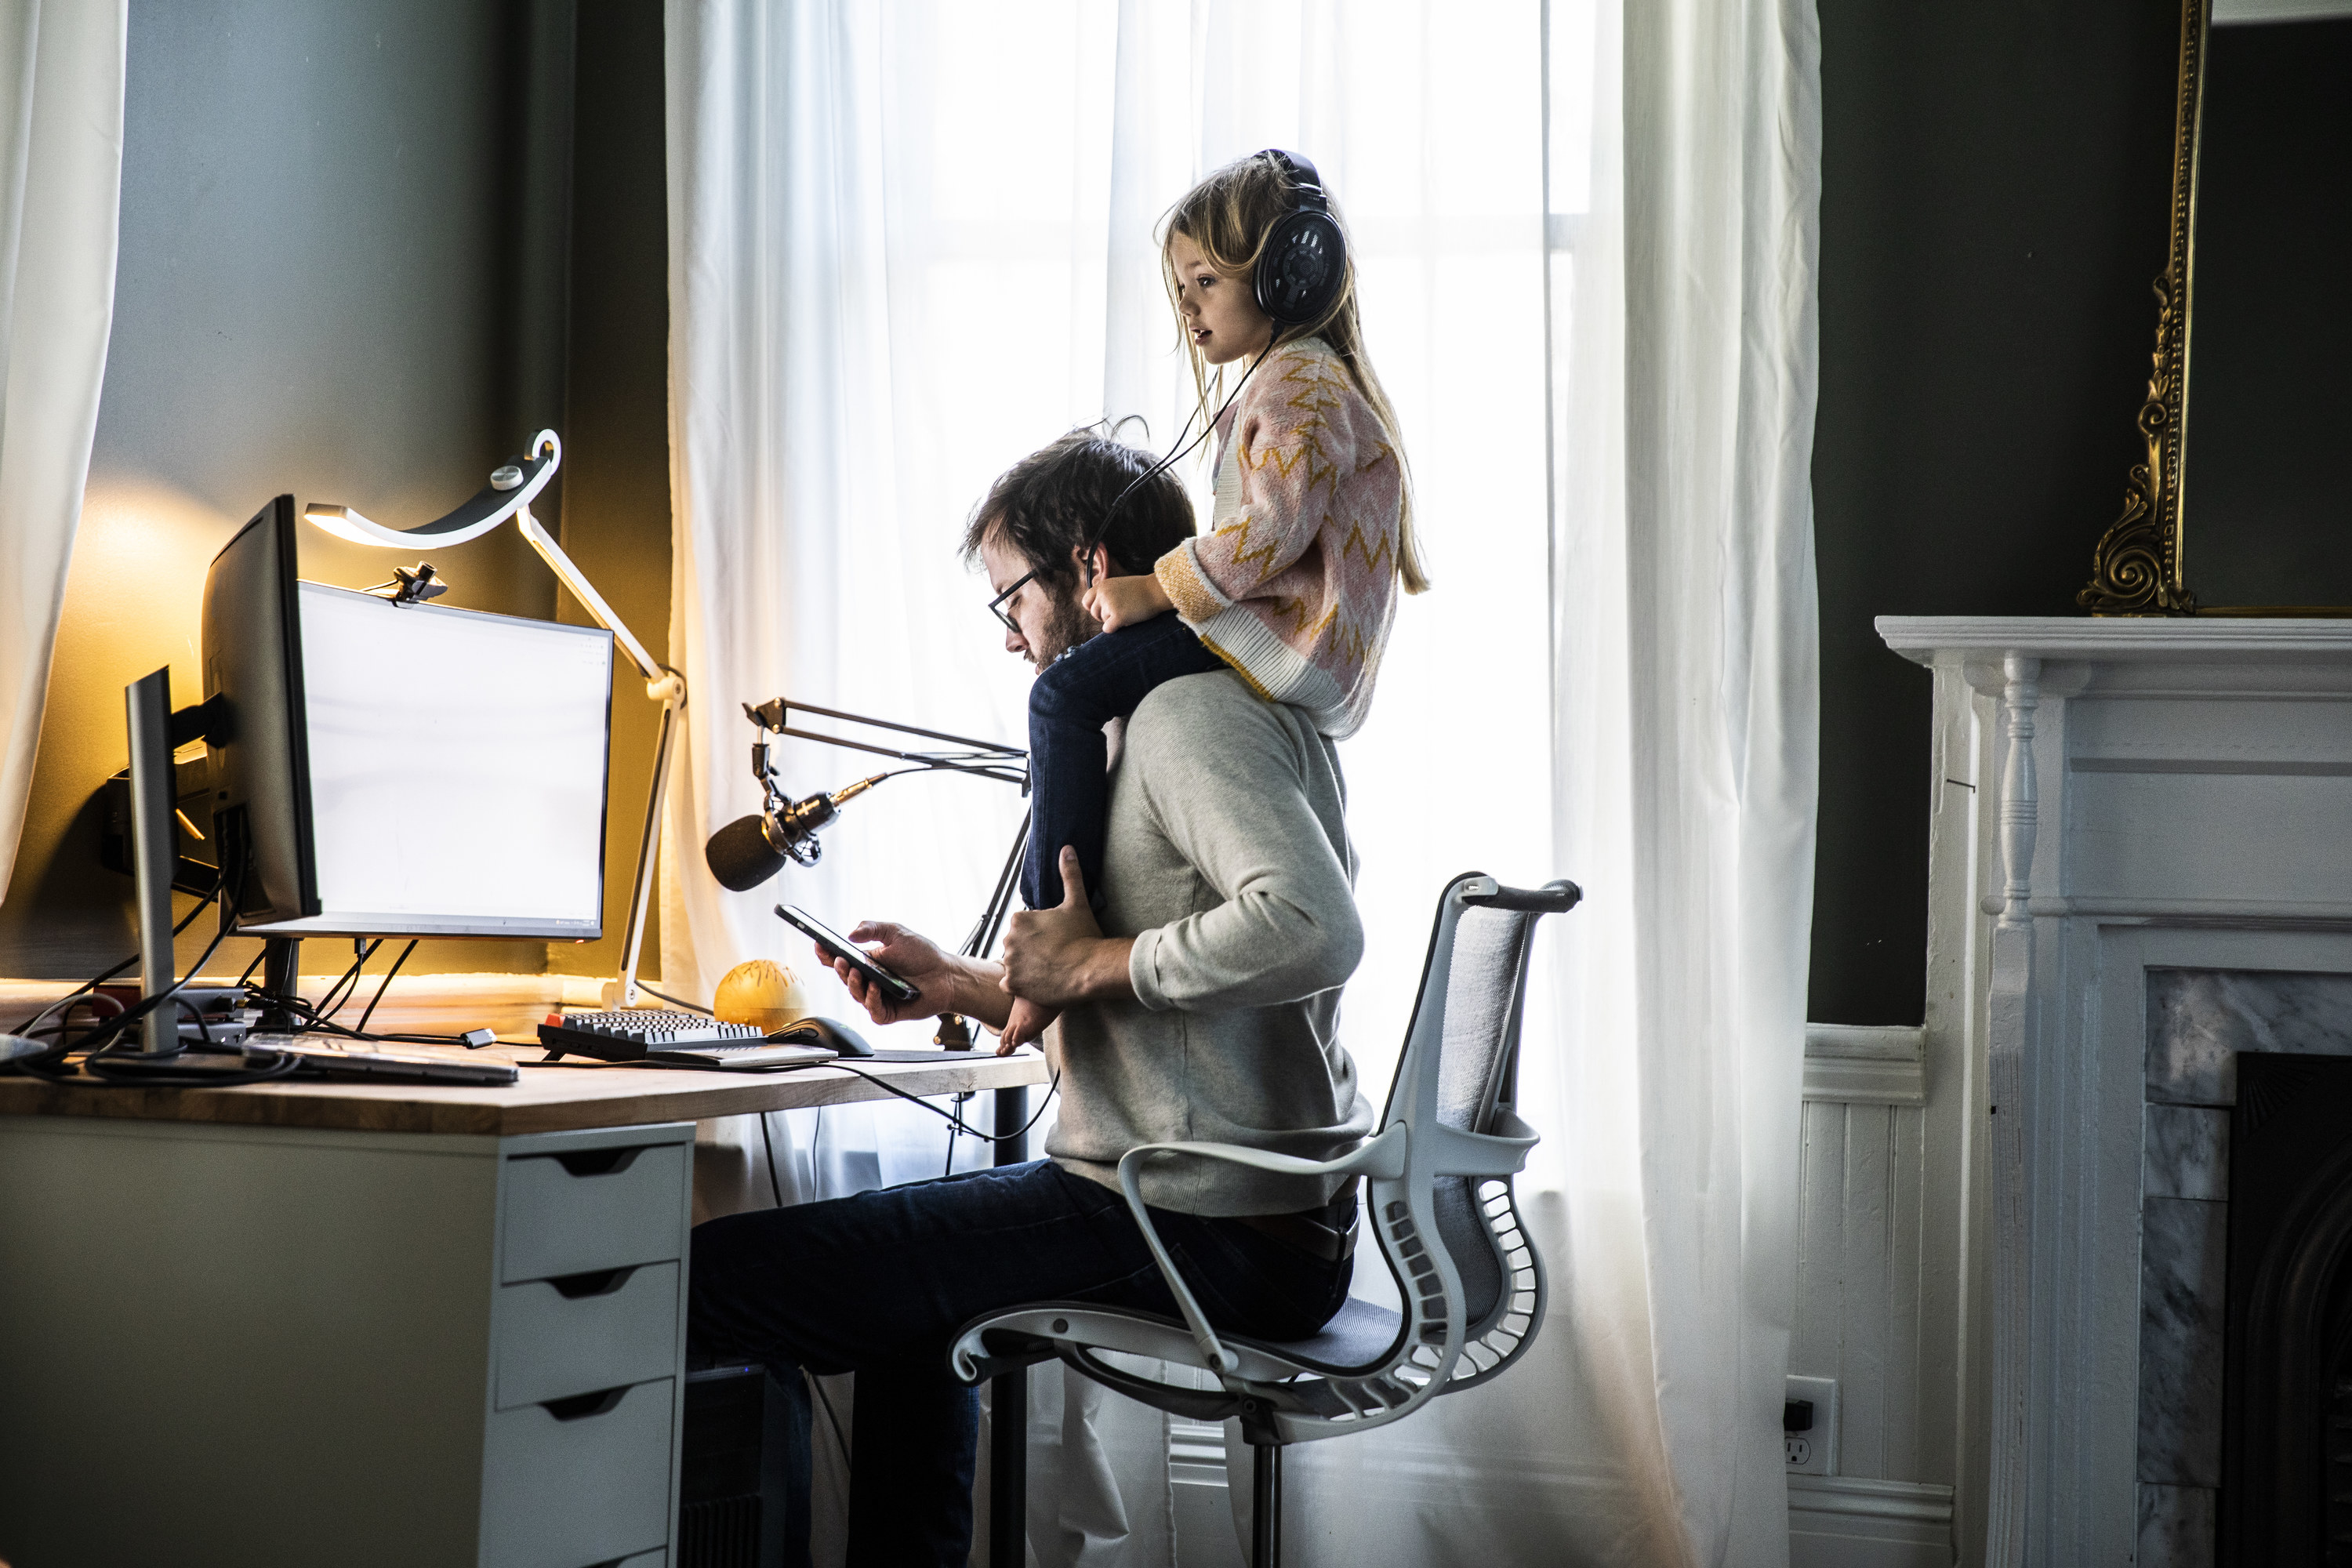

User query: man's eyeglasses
[986,569,1039,633]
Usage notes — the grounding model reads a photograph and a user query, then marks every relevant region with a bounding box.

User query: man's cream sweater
[1044,670,1374,1216]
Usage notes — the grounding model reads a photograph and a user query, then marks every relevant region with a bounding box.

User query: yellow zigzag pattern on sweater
[1240,352,1351,495]
[1341,519,1395,577]
[1210,514,1286,587]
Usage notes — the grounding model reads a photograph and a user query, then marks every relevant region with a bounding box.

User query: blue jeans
[1023,615,1225,910]
[686,1159,1351,1568]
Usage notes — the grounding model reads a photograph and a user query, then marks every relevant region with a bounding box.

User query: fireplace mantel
[1875,617,2352,1567]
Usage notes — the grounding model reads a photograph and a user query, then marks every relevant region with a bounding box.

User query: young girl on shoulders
[1005,149,1427,1046]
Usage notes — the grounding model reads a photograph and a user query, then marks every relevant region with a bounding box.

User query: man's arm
[1123,684,1363,1012]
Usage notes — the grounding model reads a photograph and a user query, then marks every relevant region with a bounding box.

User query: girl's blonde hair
[1161,151,1429,593]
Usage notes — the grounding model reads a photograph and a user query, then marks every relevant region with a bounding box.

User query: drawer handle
[550,1265,637,1299]
[547,1146,645,1178]
[542,1385,631,1421]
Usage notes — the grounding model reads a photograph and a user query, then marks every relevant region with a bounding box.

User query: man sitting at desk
[687,430,1373,1568]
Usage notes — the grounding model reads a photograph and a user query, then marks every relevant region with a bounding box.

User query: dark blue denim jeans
[1022,614,1225,910]
[686,1158,1350,1568]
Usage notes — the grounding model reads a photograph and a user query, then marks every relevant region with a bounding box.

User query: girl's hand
[1084,572,1176,633]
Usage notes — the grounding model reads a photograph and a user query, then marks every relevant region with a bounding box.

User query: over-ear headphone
[1253,150,1348,327]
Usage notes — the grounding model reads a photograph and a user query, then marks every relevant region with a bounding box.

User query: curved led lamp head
[304,430,563,549]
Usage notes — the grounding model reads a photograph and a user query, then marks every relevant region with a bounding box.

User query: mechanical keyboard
[539,1008,765,1062]
[536,1008,834,1069]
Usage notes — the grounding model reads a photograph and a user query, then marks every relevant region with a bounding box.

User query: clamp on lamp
[305,430,681,1008]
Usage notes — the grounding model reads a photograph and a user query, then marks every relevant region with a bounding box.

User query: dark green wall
[548,0,675,983]
[1806,0,2183,1022]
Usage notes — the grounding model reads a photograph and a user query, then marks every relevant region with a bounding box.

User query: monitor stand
[128,670,299,1051]
[124,670,179,1055]
[256,938,303,1032]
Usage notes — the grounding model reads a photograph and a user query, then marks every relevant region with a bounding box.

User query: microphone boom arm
[744,699,1029,792]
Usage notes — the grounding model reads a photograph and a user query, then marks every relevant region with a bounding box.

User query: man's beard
[1027,589,1098,667]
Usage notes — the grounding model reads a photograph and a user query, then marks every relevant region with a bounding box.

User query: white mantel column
[1984,651,2038,1568]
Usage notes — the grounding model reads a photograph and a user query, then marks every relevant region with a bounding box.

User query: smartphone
[774,904,923,1005]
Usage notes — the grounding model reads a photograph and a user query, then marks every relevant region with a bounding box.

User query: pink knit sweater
[1152,337,1404,739]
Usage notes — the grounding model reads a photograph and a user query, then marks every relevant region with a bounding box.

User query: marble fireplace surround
[1876,619,2352,1568]
[2136,967,2352,1567]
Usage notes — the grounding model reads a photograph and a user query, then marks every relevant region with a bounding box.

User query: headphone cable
[1080,345,1274,581]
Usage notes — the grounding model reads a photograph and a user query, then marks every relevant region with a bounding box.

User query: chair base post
[989,1368,1027,1568]
[1250,1441,1283,1568]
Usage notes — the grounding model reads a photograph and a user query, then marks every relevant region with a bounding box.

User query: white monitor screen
[251,583,614,938]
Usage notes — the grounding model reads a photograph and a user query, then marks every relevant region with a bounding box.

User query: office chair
[951,871,1580,1567]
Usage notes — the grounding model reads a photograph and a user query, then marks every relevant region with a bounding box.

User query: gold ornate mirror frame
[2078,0,2352,617]
[2080,0,2206,615]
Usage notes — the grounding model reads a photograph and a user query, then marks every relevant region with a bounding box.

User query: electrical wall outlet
[1784,1374,1838,1476]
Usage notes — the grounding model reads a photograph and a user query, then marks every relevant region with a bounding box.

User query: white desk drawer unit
[484,1125,694,1568]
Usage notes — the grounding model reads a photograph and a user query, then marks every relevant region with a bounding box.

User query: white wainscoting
[1793,1022,1963,1567]
[1791,1475,1957,1568]
[1795,1090,1928,1477]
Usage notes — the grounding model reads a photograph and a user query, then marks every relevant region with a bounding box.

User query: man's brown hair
[961,432,1197,593]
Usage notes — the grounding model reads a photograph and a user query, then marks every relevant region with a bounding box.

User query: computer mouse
[774,1015,873,1058]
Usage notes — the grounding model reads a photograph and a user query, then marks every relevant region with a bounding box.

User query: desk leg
[989,1087,1028,1568]
[993,1086,1029,1168]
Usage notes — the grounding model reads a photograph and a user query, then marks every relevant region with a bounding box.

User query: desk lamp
[304,430,678,1008]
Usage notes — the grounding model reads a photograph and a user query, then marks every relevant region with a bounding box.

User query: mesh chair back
[1423,905,1534,1326]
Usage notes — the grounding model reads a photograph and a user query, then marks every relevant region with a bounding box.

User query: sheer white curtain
[664,0,1817,1561]
[0,0,127,904]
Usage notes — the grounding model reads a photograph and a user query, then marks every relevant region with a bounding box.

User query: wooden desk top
[0,1049,1052,1138]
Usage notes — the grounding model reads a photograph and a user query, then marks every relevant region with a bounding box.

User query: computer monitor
[202,495,615,940]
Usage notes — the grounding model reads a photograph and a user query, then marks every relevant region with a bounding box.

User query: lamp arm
[605,695,681,1009]
[514,503,676,699]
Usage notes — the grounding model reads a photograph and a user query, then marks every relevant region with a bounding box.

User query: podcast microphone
[704,775,887,891]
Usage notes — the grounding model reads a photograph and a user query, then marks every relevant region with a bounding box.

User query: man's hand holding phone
[815,920,964,1026]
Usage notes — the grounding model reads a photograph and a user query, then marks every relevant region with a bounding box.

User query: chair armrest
[1117,1126,1408,1188]
[1462,878,1581,913]
[1111,1126,1407,1381]
[1421,1112,1540,1178]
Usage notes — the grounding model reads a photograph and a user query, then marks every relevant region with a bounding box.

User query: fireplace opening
[2221,1053,2352,1566]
